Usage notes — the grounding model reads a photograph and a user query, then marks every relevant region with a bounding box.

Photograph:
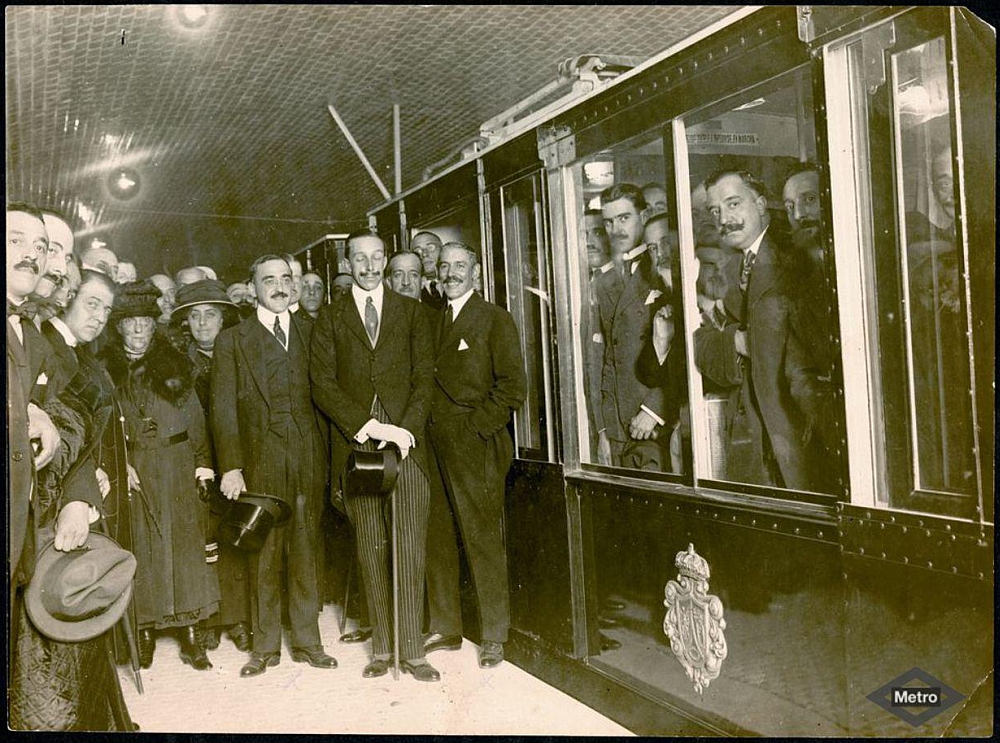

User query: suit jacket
[693,231,820,490]
[310,289,435,483]
[431,291,526,438]
[421,280,447,311]
[593,252,670,441]
[211,311,327,501]
[8,321,35,589]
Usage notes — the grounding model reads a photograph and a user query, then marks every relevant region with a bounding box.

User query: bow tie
[7,299,38,321]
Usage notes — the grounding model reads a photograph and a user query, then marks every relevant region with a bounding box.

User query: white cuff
[88,506,100,524]
[640,404,666,427]
[654,341,670,366]
[354,418,380,444]
[196,467,215,481]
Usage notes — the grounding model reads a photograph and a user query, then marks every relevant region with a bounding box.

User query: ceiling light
[733,97,766,111]
[176,5,209,29]
[77,203,96,225]
[90,238,107,250]
[108,166,141,200]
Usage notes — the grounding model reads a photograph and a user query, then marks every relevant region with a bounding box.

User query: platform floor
[117,605,632,735]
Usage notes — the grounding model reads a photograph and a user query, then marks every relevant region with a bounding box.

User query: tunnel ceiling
[6,4,739,280]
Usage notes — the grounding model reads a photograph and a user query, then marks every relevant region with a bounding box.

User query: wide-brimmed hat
[214,492,293,553]
[25,533,136,642]
[346,445,400,498]
[111,280,162,324]
[171,279,237,319]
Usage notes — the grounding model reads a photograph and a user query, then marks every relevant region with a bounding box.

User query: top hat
[25,533,137,642]
[110,280,162,324]
[214,491,293,553]
[346,445,400,498]
[171,278,238,319]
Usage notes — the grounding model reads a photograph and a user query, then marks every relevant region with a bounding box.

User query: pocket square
[35,372,48,385]
[644,289,663,306]
[458,339,470,351]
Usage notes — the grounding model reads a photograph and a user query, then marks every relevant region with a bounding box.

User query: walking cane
[391,487,400,681]
[339,552,353,636]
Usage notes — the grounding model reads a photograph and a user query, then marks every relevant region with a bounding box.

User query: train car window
[678,67,844,498]
[568,131,689,478]
[489,172,559,461]
[828,10,982,520]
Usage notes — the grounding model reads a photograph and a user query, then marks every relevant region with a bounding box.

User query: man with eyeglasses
[592,183,673,472]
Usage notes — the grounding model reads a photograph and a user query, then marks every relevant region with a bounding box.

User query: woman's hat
[25,533,136,642]
[215,492,293,552]
[111,280,162,323]
[171,279,237,319]
[346,445,400,498]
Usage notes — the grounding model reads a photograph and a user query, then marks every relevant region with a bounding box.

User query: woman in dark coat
[99,280,220,670]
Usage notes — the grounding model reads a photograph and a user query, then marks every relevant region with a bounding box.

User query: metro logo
[867,668,964,727]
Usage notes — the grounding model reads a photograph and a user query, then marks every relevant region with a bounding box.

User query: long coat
[694,232,822,491]
[101,335,219,628]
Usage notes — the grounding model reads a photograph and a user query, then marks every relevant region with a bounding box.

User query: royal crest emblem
[663,544,727,694]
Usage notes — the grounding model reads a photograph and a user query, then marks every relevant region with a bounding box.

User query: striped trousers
[344,398,429,661]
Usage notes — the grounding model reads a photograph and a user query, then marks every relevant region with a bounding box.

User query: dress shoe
[138,629,155,669]
[400,659,440,683]
[228,622,251,652]
[198,626,221,651]
[362,657,391,678]
[240,652,280,678]
[179,625,213,670]
[478,641,504,668]
[423,632,462,654]
[598,632,622,651]
[290,646,338,669]
[339,628,372,644]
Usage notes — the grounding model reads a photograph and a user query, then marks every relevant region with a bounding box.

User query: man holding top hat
[310,230,440,682]
[211,254,336,677]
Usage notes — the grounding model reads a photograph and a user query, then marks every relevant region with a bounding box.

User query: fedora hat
[26,533,136,642]
[346,445,400,498]
[171,278,238,319]
[215,492,292,552]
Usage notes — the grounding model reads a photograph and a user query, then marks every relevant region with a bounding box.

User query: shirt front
[351,281,384,322]
[447,287,474,321]
[256,305,290,346]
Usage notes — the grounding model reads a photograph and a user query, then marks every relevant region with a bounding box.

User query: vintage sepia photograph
[5,4,995,736]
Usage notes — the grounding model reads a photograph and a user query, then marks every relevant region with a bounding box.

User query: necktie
[273,315,287,349]
[442,303,454,336]
[7,299,37,321]
[739,250,756,292]
[364,296,379,344]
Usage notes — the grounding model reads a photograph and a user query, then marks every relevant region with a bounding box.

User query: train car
[367,6,994,736]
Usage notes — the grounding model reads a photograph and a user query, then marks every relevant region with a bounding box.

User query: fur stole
[100,332,194,407]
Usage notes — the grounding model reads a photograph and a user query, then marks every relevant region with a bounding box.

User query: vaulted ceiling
[6,4,739,281]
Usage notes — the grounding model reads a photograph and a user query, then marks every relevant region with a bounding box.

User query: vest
[262,325,314,439]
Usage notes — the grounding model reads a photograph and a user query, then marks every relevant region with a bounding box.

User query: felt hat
[111,279,162,323]
[25,533,136,642]
[171,279,237,318]
[215,492,293,553]
[345,445,400,498]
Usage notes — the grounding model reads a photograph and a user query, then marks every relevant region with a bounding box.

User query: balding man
[149,274,178,325]
[116,261,137,284]
[175,266,208,287]
[80,244,119,282]
[410,231,446,309]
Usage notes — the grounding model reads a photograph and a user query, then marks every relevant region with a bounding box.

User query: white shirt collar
[49,316,78,348]
[622,244,648,262]
[447,287,475,320]
[351,281,384,320]
[256,304,290,339]
[744,226,768,259]
[289,302,300,314]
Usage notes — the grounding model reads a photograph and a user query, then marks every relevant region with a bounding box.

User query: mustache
[15,259,40,274]
[270,291,288,299]
[719,222,744,235]
[795,219,821,230]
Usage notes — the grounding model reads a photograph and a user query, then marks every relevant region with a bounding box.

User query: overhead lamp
[176,5,209,29]
[90,238,108,250]
[108,166,141,200]
[732,97,766,112]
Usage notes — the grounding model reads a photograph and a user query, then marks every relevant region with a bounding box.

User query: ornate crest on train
[663,544,727,694]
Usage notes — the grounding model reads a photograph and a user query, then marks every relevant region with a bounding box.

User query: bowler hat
[171,279,237,319]
[25,533,136,642]
[111,280,162,323]
[346,445,400,498]
[215,492,293,552]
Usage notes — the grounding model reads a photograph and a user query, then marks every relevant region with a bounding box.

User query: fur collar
[100,332,194,406]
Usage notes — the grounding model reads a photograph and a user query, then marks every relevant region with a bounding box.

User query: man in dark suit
[310,231,440,682]
[423,241,526,669]
[212,254,336,677]
[593,184,672,471]
[410,231,447,309]
[693,170,822,491]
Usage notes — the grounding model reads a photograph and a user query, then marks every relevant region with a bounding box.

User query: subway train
[7,5,995,736]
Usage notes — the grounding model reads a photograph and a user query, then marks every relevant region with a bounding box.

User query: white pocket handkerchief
[35,372,48,385]
[458,339,470,351]
[644,289,663,306]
